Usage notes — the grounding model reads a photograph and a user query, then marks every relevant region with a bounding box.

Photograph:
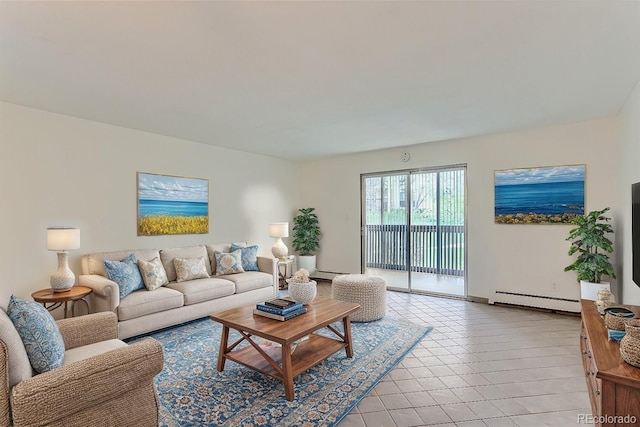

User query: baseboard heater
[489,290,580,313]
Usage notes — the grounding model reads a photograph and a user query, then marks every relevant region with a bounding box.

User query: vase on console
[621,318,640,368]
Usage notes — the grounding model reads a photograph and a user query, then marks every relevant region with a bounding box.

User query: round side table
[31,286,92,318]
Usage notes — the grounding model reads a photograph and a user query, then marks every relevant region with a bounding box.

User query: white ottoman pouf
[331,274,386,322]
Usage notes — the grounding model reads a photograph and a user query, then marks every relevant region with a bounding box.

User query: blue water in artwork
[495,181,584,216]
[139,199,208,217]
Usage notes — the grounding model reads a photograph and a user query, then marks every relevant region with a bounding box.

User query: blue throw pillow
[214,249,245,275]
[230,244,259,271]
[7,295,65,374]
[104,253,144,299]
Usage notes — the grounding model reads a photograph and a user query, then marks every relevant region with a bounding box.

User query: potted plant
[286,268,317,304]
[564,207,617,300]
[292,207,320,273]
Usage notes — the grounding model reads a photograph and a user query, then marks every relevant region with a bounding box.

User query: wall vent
[489,290,580,313]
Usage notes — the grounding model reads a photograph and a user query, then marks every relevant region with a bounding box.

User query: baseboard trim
[312,270,351,281]
[466,295,489,304]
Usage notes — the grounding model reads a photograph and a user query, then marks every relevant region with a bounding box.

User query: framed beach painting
[137,172,209,235]
[494,164,585,224]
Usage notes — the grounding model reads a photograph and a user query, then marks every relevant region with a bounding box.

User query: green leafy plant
[292,208,320,256]
[564,207,616,283]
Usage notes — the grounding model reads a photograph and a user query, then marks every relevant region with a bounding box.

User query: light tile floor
[365,269,465,298]
[327,285,591,427]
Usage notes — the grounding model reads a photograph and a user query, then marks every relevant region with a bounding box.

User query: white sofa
[79,242,277,339]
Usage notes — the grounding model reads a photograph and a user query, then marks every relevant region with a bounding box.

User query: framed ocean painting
[494,164,585,224]
[137,172,209,235]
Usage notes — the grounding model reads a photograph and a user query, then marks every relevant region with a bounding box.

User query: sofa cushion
[160,245,210,282]
[220,271,273,294]
[7,295,65,374]
[174,256,210,282]
[214,249,245,275]
[104,254,145,299]
[230,244,259,272]
[0,308,33,387]
[137,257,169,290]
[167,278,235,305]
[85,249,161,277]
[62,339,127,366]
[117,287,184,321]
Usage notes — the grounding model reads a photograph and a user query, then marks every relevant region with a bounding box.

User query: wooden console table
[580,300,640,426]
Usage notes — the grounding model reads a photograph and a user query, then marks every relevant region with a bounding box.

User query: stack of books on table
[253,298,306,321]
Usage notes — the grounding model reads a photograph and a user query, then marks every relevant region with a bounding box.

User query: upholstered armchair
[0,310,164,427]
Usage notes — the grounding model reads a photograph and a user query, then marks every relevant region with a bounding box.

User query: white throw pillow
[174,257,210,282]
[138,257,169,290]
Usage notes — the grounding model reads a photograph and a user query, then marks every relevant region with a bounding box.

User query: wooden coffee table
[210,295,360,401]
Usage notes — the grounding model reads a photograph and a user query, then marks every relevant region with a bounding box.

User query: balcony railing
[365,224,464,276]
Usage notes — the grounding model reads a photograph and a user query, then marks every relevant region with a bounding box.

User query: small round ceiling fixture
[401,152,410,162]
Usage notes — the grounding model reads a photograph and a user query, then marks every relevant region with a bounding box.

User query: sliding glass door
[363,173,410,291]
[362,165,466,296]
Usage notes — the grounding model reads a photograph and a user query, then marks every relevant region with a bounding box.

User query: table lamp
[47,227,80,292]
[269,222,289,261]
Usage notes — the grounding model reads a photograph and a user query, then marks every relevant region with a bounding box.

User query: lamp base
[50,251,75,292]
[271,237,288,260]
[50,276,74,292]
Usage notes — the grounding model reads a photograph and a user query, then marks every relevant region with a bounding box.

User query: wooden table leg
[281,342,295,401]
[343,315,354,358]
[42,302,63,313]
[217,326,230,372]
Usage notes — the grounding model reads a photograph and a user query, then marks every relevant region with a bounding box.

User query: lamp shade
[47,228,80,251]
[269,222,289,238]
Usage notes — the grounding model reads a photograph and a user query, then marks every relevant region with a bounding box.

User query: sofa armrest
[78,274,120,313]
[57,312,118,350]
[257,256,278,290]
[10,338,163,426]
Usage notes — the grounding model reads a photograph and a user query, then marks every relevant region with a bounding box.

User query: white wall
[0,101,628,310]
[298,118,619,302]
[0,102,298,307]
[620,80,640,304]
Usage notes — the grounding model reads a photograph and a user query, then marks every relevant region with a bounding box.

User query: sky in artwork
[138,173,208,202]
[495,165,585,186]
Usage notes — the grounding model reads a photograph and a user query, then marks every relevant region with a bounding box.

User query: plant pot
[297,255,316,275]
[580,280,611,301]
[287,280,317,305]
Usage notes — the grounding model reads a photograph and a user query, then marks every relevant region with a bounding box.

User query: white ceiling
[1,1,639,161]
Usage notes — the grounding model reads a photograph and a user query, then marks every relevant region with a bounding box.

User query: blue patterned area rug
[128,315,432,426]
